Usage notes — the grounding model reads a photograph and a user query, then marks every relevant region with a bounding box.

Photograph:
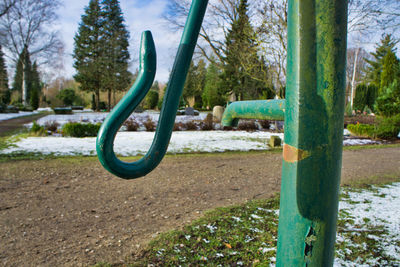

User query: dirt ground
[0,147,399,266]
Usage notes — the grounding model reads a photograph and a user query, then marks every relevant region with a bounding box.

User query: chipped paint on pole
[276,0,348,266]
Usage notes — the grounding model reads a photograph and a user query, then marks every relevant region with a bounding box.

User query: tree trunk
[96,90,100,111]
[108,89,111,111]
[350,47,360,110]
[22,63,27,106]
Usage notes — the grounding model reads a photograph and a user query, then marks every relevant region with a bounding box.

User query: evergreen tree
[101,0,131,111]
[202,62,225,109]
[366,84,378,112]
[12,46,32,105]
[375,80,400,117]
[380,50,400,90]
[219,0,268,100]
[365,34,398,90]
[353,83,368,111]
[30,62,41,110]
[73,0,104,111]
[0,45,10,104]
[182,59,206,108]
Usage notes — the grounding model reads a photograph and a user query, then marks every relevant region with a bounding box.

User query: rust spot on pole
[283,144,310,163]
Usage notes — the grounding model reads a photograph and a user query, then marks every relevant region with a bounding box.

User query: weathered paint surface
[96,0,209,179]
[283,144,310,163]
[221,99,285,127]
[276,0,348,266]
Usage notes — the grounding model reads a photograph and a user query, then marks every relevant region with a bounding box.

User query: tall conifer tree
[30,62,41,110]
[73,0,103,111]
[101,0,131,110]
[365,34,398,90]
[219,0,267,100]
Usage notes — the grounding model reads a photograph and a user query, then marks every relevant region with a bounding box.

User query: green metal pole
[276,0,348,266]
[96,0,208,179]
[221,99,285,127]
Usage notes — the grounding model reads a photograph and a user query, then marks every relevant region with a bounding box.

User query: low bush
[53,107,72,114]
[201,113,214,130]
[183,121,198,131]
[62,122,101,137]
[238,120,258,132]
[173,122,183,131]
[375,114,400,140]
[347,123,375,138]
[143,118,156,131]
[44,121,59,132]
[258,120,271,129]
[124,118,139,131]
[30,121,47,136]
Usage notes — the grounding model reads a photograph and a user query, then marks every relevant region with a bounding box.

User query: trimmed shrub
[183,121,197,131]
[143,118,156,131]
[238,120,258,132]
[54,107,72,114]
[62,122,101,137]
[375,114,400,139]
[124,118,139,131]
[258,120,271,129]
[347,123,375,138]
[173,122,183,131]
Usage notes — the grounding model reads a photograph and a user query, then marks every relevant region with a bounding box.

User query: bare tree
[0,0,64,104]
[346,47,371,107]
[0,0,16,18]
[164,0,244,64]
[255,0,287,90]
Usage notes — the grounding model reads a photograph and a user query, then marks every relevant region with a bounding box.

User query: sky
[31,0,400,85]
[54,0,182,83]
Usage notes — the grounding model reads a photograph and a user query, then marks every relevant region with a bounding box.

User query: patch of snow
[37,107,52,112]
[343,138,380,146]
[0,111,38,121]
[1,131,282,156]
[250,214,263,220]
[334,183,400,266]
[260,247,275,253]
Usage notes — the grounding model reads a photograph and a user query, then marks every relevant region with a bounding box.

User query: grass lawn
[94,177,400,267]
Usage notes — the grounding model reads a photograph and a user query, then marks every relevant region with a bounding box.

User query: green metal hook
[96,0,209,179]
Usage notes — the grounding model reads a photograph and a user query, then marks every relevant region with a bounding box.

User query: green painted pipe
[96,0,208,179]
[276,0,348,266]
[221,99,285,127]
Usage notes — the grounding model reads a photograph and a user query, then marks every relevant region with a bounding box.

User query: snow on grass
[0,111,38,121]
[343,138,380,146]
[1,131,284,156]
[334,183,400,266]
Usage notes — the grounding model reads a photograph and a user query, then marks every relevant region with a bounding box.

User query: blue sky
[55,0,181,83]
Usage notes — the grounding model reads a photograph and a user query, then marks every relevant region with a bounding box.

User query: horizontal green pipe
[221,99,285,127]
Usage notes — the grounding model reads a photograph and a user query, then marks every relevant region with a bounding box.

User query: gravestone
[185,107,195,116]
[269,135,282,148]
[213,106,225,122]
